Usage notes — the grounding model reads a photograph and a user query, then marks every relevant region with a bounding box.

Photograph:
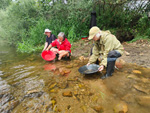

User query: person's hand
[98,65,104,72]
[86,63,90,66]
[46,48,49,51]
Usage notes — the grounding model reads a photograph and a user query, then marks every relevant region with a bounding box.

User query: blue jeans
[107,50,121,63]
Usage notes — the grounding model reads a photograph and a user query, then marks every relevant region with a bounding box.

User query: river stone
[49,83,57,89]
[132,70,142,74]
[115,62,123,69]
[127,74,140,81]
[57,82,68,89]
[121,94,135,103]
[113,102,128,113]
[79,56,85,61]
[64,69,71,74]
[7,100,19,112]
[0,94,14,106]
[80,105,87,112]
[0,71,3,76]
[133,85,149,94]
[50,89,58,93]
[66,65,73,68]
[62,91,73,97]
[73,91,78,96]
[92,105,104,113]
[136,96,150,107]
[24,91,43,98]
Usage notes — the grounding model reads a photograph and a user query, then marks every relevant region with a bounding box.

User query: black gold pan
[78,64,100,74]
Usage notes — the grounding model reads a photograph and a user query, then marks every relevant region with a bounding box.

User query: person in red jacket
[46,32,71,60]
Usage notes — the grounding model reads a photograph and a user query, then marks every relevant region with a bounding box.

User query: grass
[128,35,150,43]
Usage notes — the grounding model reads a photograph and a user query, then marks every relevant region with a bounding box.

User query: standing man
[87,26,124,79]
[42,29,57,51]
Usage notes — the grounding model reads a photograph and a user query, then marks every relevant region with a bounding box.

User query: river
[0,39,150,113]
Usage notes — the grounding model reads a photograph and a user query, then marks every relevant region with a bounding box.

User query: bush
[0,0,150,53]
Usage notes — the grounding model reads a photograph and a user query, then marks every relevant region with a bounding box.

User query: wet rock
[59,68,71,76]
[124,51,130,56]
[73,91,78,96]
[11,82,21,87]
[132,70,142,75]
[0,94,14,106]
[136,96,150,107]
[133,85,149,94]
[122,94,135,103]
[127,74,140,81]
[49,83,57,89]
[0,71,3,76]
[115,62,123,69]
[7,100,20,112]
[141,78,150,83]
[113,102,128,113]
[62,91,73,97]
[91,95,99,103]
[24,91,43,99]
[73,64,78,67]
[80,105,87,112]
[64,69,71,74]
[57,82,68,89]
[127,74,150,83]
[92,106,104,113]
[115,59,125,69]
[50,89,58,93]
[66,64,73,68]
[0,99,19,113]
[79,56,85,61]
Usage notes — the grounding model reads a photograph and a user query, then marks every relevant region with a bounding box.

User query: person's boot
[101,61,115,79]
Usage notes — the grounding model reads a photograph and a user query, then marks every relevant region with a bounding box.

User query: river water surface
[0,40,150,113]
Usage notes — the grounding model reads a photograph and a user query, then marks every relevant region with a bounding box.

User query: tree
[0,0,12,10]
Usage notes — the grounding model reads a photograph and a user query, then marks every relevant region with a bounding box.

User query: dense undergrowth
[0,0,150,53]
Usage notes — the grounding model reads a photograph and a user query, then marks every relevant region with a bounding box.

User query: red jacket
[51,38,71,53]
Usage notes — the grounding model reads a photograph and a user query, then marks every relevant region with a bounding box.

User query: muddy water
[0,40,150,113]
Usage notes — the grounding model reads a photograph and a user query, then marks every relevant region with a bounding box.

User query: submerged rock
[136,96,150,107]
[132,70,142,75]
[59,68,71,76]
[57,82,68,89]
[127,74,140,81]
[113,102,128,113]
[62,91,73,97]
[133,85,149,94]
[24,91,43,99]
[122,94,135,103]
[50,89,58,93]
[49,83,57,89]
[92,105,104,113]
[80,105,87,112]
[0,94,14,106]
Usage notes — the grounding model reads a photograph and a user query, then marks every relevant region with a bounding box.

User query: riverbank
[72,39,150,68]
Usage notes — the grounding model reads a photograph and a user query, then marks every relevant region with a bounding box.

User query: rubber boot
[101,61,115,79]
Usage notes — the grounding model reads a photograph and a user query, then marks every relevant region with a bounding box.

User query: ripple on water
[12,65,25,69]
[0,71,3,76]
[13,71,35,81]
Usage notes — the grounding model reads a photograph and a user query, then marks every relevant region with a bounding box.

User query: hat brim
[44,31,51,34]
[88,34,95,40]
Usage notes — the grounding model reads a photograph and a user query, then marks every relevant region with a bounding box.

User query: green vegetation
[0,0,150,53]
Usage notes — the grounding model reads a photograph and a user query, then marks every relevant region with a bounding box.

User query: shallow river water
[0,40,150,113]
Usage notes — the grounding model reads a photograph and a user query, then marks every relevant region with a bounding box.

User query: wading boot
[101,61,115,79]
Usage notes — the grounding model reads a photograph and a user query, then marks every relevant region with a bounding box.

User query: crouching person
[46,32,71,60]
[87,26,124,79]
